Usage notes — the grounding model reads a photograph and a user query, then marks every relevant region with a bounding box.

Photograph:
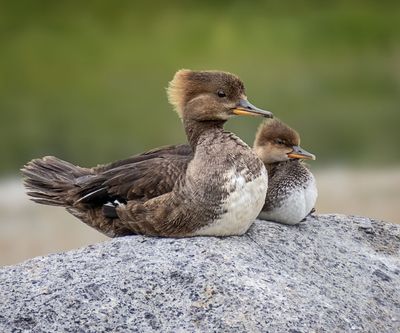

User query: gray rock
[0,214,399,333]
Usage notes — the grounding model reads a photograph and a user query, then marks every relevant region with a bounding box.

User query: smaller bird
[253,119,317,225]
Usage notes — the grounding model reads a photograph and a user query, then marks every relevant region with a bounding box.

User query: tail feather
[22,156,93,207]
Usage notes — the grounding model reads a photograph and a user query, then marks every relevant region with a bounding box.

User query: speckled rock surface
[0,214,399,332]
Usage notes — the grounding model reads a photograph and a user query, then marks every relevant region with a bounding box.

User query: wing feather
[76,144,192,204]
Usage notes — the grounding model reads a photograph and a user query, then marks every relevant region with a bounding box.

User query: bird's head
[167,69,272,122]
[253,118,315,164]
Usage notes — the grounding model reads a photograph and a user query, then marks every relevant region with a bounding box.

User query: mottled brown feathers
[21,156,92,206]
[254,118,300,148]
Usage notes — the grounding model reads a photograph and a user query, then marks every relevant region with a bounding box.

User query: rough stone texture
[0,214,399,333]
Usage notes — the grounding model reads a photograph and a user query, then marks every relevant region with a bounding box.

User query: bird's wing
[103,154,190,200]
[94,144,192,172]
[75,144,193,204]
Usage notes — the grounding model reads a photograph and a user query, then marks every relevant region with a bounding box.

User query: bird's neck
[183,118,226,150]
[266,160,299,176]
[265,162,280,176]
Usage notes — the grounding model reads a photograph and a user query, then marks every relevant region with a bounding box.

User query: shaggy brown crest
[254,118,300,148]
[167,69,245,118]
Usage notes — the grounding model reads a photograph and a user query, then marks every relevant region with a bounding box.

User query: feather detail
[167,69,192,118]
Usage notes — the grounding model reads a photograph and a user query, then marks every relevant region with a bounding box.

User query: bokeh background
[1,1,399,265]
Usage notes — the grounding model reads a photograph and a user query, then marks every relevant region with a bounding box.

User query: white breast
[194,167,268,236]
[258,176,317,225]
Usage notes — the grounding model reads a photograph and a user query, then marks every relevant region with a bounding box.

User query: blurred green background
[1,0,399,173]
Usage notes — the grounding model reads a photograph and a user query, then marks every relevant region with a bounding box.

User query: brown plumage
[22,70,272,237]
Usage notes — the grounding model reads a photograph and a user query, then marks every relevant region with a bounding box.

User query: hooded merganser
[22,70,272,237]
[254,119,317,225]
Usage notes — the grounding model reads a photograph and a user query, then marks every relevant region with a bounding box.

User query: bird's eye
[217,90,226,98]
[275,139,285,145]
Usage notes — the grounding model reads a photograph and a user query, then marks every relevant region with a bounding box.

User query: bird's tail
[21,156,93,207]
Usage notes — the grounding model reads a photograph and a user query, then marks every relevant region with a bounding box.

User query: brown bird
[253,119,317,224]
[22,70,272,237]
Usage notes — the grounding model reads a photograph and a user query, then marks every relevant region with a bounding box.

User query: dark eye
[217,90,226,98]
[275,139,285,145]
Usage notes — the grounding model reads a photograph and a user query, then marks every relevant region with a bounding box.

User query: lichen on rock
[0,214,399,332]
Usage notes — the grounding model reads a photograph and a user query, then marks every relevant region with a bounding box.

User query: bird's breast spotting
[194,166,268,236]
[258,176,317,225]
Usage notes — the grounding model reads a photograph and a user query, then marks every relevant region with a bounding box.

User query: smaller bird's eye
[217,90,226,98]
[275,139,285,145]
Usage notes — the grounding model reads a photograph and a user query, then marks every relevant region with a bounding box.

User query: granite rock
[0,214,399,332]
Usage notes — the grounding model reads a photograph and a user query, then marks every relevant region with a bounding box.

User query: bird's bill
[232,98,273,118]
[287,145,316,160]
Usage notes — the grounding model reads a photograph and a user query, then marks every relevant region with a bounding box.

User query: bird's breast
[259,176,317,225]
[194,166,268,236]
